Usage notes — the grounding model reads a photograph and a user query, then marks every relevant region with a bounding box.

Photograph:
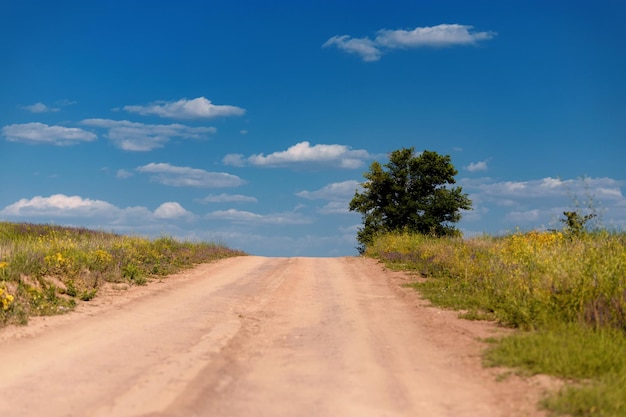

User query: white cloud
[340,223,360,232]
[324,24,496,61]
[116,169,134,179]
[296,180,360,200]
[222,153,246,167]
[81,118,215,151]
[0,194,197,227]
[465,160,488,172]
[297,180,362,215]
[21,102,60,113]
[323,35,381,62]
[123,97,245,119]
[196,193,258,204]
[505,209,543,223]
[0,194,120,218]
[55,99,77,107]
[472,177,624,200]
[153,202,193,219]
[459,176,626,232]
[375,24,496,48]
[206,209,312,225]
[223,141,372,169]
[136,162,244,188]
[318,201,351,215]
[2,122,97,146]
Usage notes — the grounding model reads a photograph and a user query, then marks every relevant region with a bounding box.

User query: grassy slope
[0,222,246,326]
[367,231,626,417]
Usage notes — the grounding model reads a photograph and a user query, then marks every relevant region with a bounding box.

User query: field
[0,222,245,326]
[367,229,626,417]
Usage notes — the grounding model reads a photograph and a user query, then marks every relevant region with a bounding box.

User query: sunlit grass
[0,222,246,326]
[368,230,626,330]
[367,229,626,416]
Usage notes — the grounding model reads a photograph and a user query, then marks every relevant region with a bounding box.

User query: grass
[0,222,246,326]
[366,229,626,417]
[484,324,626,417]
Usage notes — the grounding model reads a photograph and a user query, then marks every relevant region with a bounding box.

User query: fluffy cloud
[81,118,215,151]
[123,97,245,119]
[296,180,361,215]
[116,169,134,179]
[323,36,381,62]
[505,209,543,223]
[0,194,122,218]
[136,162,245,188]
[470,177,624,200]
[0,194,198,229]
[465,160,488,172]
[153,202,193,219]
[318,201,351,215]
[206,209,312,225]
[21,102,60,113]
[2,122,97,146]
[196,193,258,204]
[459,176,626,231]
[375,24,496,48]
[324,24,496,61]
[223,141,372,169]
[296,180,360,200]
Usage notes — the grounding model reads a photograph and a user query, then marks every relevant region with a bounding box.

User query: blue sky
[1,0,625,256]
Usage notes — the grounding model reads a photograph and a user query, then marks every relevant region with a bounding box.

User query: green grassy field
[0,222,245,326]
[366,229,626,417]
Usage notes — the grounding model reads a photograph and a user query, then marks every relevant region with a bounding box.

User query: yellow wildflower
[0,287,14,311]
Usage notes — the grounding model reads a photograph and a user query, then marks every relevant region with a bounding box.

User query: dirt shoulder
[0,257,553,417]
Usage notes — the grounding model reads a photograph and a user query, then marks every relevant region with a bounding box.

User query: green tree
[349,148,472,251]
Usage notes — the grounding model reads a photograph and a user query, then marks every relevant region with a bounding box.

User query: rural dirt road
[0,256,551,417]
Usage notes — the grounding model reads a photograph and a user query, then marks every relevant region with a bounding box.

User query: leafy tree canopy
[349,148,472,251]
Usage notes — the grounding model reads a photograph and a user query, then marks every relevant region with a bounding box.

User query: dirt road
[0,256,549,417]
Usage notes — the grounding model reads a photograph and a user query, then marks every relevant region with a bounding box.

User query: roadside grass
[366,230,626,417]
[0,222,246,326]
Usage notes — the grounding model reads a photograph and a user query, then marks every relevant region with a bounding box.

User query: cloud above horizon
[467,177,624,200]
[324,24,496,61]
[81,118,215,151]
[2,122,97,146]
[460,176,626,230]
[196,193,258,204]
[223,141,372,169]
[123,97,245,119]
[0,194,195,226]
[465,160,489,172]
[205,208,312,225]
[153,202,194,219]
[136,162,245,188]
[21,102,60,113]
[0,194,119,218]
[297,180,361,215]
[296,180,360,200]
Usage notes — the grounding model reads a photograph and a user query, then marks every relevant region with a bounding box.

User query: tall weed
[368,230,626,330]
[367,229,626,416]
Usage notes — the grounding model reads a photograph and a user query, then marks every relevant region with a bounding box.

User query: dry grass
[0,222,246,326]
[367,229,626,416]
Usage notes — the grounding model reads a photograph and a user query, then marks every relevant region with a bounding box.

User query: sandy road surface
[0,256,550,417]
